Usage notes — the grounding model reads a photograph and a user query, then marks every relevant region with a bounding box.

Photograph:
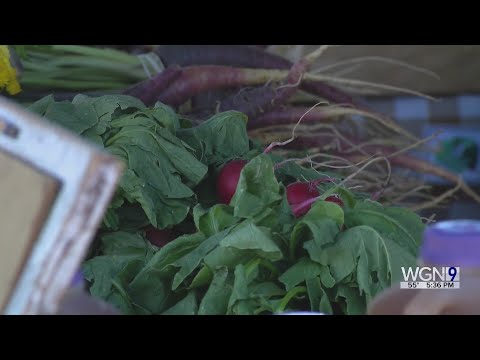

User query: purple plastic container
[70,270,85,288]
[421,220,480,267]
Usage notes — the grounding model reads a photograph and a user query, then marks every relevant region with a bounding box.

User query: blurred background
[268,45,480,220]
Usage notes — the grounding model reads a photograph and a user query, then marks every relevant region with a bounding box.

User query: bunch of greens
[12,45,158,95]
[28,95,424,315]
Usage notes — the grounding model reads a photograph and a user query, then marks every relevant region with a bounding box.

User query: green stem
[275,286,307,313]
[254,306,269,315]
[50,45,140,65]
[22,60,57,72]
[44,56,144,77]
[259,259,279,277]
[20,77,129,90]
[112,279,129,300]
[245,258,261,278]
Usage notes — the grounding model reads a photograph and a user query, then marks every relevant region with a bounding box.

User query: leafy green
[31,95,426,316]
[162,291,198,315]
[345,200,425,255]
[231,154,282,218]
[193,204,239,237]
[198,267,232,315]
[177,111,250,166]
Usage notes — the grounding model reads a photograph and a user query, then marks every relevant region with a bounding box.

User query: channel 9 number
[447,267,458,281]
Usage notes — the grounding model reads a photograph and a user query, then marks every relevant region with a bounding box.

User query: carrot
[154,45,370,110]
[208,58,308,118]
[123,66,182,106]
[155,45,292,69]
[156,63,303,109]
[218,86,278,119]
[248,106,333,129]
[156,66,274,107]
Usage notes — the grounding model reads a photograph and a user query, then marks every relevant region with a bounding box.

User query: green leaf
[29,95,209,232]
[83,94,145,121]
[101,231,153,257]
[27,94,55,116]
[189,265,213,289]
[162,291,198,315]
[119,169,193,230]
[334,285,366,315]
[151,102,181,132]
[134,232,205,280]
[306,277,333,314]
[227,264,252,314]
[279,258,327,291]
[272,155,337,183]
[336,187,356,208]
[304,201,344,227]
[115,203,150,232]
[178,111,249,166]
[317,225,416,304]
[219,221,283,261]
[127,272,170,314]
[198,267,233,315]
[172,229,232,290]
[103,208,120,231]
[44,100,99,134]
[194,204,240,237]
[83,255,140,300]
[231,154,282,218]
[107,290,137,315]
[249,282,285,298]
[345,200,424,255]
[106,123,208,229]
[290,217,339,261]
[203,246,251,269]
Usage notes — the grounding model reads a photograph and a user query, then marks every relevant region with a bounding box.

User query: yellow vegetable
[0,45,21,95]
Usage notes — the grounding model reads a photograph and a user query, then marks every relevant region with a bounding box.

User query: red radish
[291,196,319,217]
[290,194,344,218]
[216,159,248,204]
[286,179,340,216]
[325,194,344,207]
[286,180,344,217]
[286,182,320,206]
[145,225,176,248]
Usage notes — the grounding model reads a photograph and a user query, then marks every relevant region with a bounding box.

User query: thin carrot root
[263,102,326,154]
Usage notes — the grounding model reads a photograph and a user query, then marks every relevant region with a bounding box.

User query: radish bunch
[216,159,344,218]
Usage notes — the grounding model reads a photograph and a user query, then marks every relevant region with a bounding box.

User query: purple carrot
[156,65,297,108]
[123,66,182,106]
[302,81,357,108]
[219,58,308,119]
[157,66,254,107]
[218,85,278,119]
[155,45,292,70]
[248,106,333,129]
[154,45,368,109]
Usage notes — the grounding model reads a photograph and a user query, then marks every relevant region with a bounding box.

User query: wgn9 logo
[400,266,460,289]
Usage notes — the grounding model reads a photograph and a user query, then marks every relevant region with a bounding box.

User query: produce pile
[6,45,480,211]
[28,94,424,315]
[4,44,480,314]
